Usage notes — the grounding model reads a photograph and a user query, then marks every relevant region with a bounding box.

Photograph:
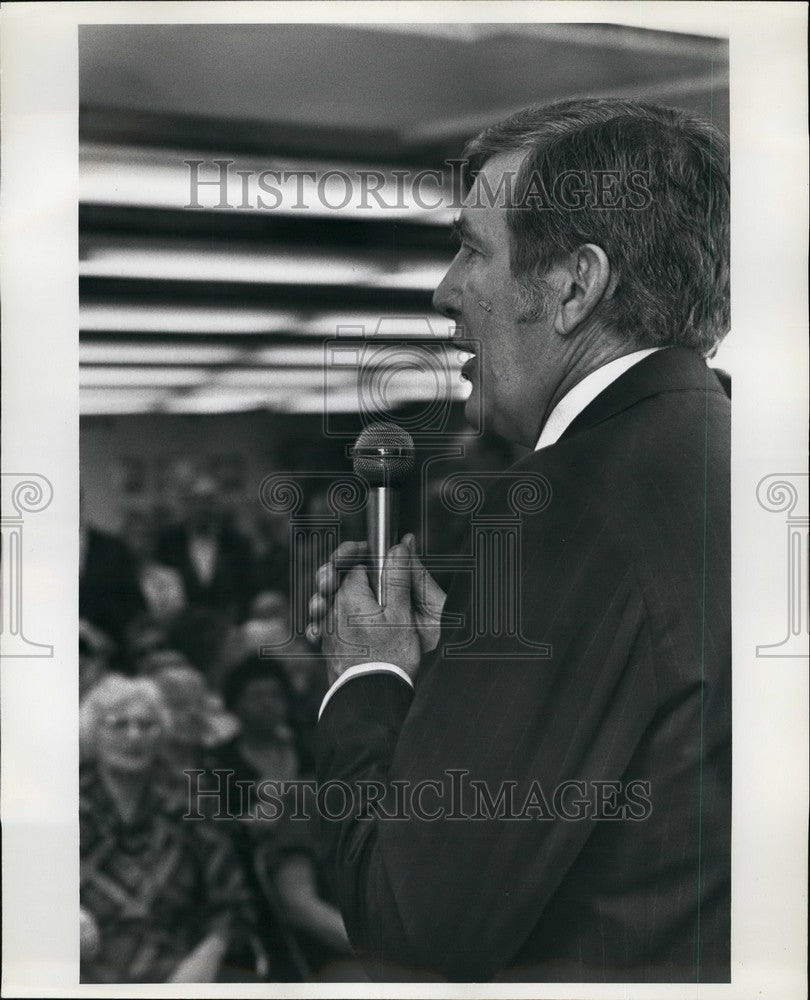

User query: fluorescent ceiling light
[80,245,382,286]
[80,388,168,414]
[80,239,449,291]
[80,306,453,339]
[80,367,212,387]
[371,267,448,290]
[80,304,299,334]
[254,345,332,367]
[79,343,248,365]
[163,389,292,414]
[303,313,454,339]
[211,368,342,389]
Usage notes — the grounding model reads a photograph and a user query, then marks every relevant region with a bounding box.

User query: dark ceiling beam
[79,277,434,312]
[79,333,452,348]
[80,106,446,166]
[79,339,455,364]
[79,203,453,251]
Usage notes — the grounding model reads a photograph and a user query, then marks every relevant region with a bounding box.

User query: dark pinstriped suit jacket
[317,347,731,982]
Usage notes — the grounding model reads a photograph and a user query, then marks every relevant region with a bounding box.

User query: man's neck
[530,333,640,446]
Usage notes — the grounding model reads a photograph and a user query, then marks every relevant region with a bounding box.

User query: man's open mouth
[458,349,477,381]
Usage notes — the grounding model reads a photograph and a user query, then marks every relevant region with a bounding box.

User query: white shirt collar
[535,348,663,451]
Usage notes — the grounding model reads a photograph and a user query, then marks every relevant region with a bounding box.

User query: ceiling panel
[79,22,728,416]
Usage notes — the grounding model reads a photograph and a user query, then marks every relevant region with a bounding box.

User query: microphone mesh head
[352,422,415,488]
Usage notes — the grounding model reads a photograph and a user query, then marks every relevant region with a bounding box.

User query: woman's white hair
[79,673,171,761]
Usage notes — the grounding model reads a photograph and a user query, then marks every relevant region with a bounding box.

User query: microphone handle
[366,486,399,605]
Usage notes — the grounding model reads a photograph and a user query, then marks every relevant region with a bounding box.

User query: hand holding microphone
[307,533,446,656]
[306,422,447,684]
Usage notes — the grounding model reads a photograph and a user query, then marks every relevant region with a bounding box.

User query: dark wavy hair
[464,98,730,357]
[221,654,294,715]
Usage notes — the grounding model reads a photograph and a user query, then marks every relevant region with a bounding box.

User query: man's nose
[432,268,461,320]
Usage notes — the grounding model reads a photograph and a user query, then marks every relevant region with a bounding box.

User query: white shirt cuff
[318,662,414,720]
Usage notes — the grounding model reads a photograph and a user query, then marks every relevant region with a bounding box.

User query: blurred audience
[253,510,292,594]
[79,674,256,983]
[168,605,231,680]
[152,663,238,778]
[78,439,497,981]
[121,510,186,622]
[212,656,351,978]
[216,591,328,759]
[80,490,145,643]
[79,619,115,701]
[121,613,172,675]
[156,474,256,624]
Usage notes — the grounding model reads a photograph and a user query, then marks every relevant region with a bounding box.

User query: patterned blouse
[80,763,254,983]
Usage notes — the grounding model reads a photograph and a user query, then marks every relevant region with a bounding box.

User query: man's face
[185,477,221,531]
[433,150,563,446]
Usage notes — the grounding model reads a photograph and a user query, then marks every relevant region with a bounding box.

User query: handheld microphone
[351,422,415,605]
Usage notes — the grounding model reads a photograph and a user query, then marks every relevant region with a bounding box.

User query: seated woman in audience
[121,613,172,675]
[215,591,328,759]
[151,662,238,784]
[79,674,255,983]
[213,655,352,978]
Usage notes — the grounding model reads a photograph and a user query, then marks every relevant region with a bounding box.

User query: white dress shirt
[318,347,663,719]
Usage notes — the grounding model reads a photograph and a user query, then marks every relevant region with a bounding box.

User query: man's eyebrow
[451,215,486,247]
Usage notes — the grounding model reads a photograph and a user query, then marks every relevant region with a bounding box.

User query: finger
[405,534,445,612]
[308,592,329,622]
[342,562,374,596]
[332,539,368,567]
[338,563,378,612]
[316,541,369,596]
[382,542,413,611]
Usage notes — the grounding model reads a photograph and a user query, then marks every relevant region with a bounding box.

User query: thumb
[382,542,413,613]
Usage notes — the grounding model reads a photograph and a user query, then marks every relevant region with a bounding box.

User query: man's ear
[553,244,612,336]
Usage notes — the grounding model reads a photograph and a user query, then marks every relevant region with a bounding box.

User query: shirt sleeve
[318,662,414,720]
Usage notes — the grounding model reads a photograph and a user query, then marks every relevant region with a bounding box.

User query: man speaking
[308,98,730,983]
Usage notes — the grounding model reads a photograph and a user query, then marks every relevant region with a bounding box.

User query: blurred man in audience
[253,509,292,595]
[122,509,186,622]
[80,488,145,643]
[157,474,256,623]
